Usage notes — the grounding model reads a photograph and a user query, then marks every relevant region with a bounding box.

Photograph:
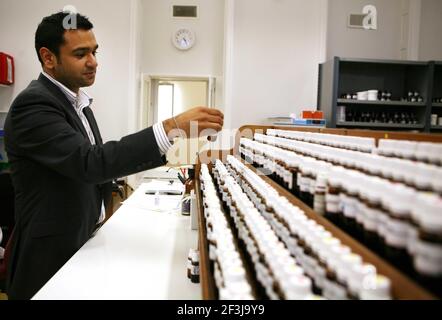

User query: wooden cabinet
[196,126,442,300]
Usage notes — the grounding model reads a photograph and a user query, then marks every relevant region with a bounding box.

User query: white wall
[141,0,224,80]
[419,0,442,60]
[326,0,404,61]
[0,0,137,141]
[224,0,328,130]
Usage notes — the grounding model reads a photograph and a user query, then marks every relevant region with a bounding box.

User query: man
[4,11,223,299]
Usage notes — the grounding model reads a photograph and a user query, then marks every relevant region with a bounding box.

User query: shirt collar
[41,71,93,110]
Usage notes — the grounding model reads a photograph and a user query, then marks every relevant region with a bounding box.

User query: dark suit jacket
[4,74,166,299]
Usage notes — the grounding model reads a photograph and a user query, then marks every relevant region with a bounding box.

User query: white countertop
[32,181,201,300]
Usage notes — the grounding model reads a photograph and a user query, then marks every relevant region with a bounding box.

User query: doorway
[141,75,216,166]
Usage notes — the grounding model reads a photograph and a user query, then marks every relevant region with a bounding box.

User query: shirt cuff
[153,122,173,156]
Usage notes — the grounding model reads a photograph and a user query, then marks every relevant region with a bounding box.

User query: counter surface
[32,181,200,300]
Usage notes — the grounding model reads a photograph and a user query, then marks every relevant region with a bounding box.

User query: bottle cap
[377,139,396,156]
[283,275,313,300]
[359,275,392,300]
[413,163,433,190]
[413,253,442,277]
[386,185,415,217]
[415,142,433,162]
[348,263,377,294]
[430,168,442,193]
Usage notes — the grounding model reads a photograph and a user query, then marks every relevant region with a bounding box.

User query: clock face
[172,28,195,51]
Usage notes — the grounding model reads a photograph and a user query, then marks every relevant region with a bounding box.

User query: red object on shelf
[311,111,324,119]
[0,52,14,85]
[302,111,314,119]
[301,110,324,119]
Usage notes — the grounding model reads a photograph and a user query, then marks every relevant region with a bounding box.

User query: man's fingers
[204,115,224,126]
[204,108,224,118]
[201,123,222,132]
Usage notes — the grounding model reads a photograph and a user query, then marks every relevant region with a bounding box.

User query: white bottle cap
[378,140,395,156]
[386,185,415,218]
[348,263,377,294]
[283,275,313,300]
[359,275,392,300]
[413,253,442,277]
[412,194,442,234]
[223,265,247,283]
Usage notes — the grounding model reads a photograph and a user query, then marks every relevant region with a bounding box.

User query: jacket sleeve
[5,91,166,184]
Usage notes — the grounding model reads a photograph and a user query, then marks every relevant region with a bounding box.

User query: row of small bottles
[240,137,442,296]
[268,129,442,166]
[345,110,419,125]
[200,165,254,300]
[324,166,442,292]
[267,129,376,153]
[377,139,442,165]
[340,91,424,102]
[223,156,392,300]
[212,161,317,300]
[254,133,442,195]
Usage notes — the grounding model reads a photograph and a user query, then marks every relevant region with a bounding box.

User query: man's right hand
[163,107,224,140]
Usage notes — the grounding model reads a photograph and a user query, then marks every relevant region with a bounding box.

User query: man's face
[51,29,98,92]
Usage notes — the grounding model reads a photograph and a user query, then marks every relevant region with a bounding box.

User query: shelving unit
[430,61,442,132]
[195,125,442,300]
[319,57,434,132]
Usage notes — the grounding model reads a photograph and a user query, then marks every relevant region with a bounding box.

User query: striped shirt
[41,72,173,225]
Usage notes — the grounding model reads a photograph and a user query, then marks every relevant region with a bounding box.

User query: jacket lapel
[82,106,103,145]
[37,73,90,140]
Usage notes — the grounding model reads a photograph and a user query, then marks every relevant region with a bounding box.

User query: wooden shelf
[195,173,217,300]
[433,103,442,108]
[431,125,442,130]
[336,121,425,129]
[337,99,426,107]
[195,163,437,300]
[196,126,442,300]
[196,167,263,300]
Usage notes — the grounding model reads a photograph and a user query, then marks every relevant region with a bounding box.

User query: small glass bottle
[314,173,327,216]
[190,250,200,283]
[325,168,343,225]
[382,185,415,274]
[411,194,442,296]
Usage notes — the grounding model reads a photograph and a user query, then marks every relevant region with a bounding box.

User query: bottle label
[343,196,357,218]
[407,226,419,255]
[326,194,340,213]
[287,171,293,189]
[314,194,326,215]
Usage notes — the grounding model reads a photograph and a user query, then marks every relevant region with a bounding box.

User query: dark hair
[35,11,93,64]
